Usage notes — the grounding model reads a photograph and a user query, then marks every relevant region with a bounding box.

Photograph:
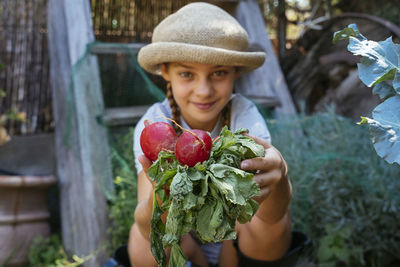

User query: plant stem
[159,115,206,148]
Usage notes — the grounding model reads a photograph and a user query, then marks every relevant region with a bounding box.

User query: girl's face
[161,62,240,132]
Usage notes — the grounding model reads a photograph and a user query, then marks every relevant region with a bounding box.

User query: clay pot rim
[0,175,57,187]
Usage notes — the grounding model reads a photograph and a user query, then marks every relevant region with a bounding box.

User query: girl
[129,2,299,267]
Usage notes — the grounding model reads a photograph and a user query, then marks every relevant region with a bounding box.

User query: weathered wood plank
[246,95,282,109]
[234,0,297,116]
[47,1,112,266]
[101,105,150,126]
[90,42,146,55]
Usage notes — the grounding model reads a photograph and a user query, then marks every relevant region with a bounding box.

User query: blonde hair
[165,82,231,135]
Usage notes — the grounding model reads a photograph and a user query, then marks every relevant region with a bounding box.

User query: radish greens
[148,126,264,267]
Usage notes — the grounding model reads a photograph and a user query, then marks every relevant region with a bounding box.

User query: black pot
[104,245,131,267]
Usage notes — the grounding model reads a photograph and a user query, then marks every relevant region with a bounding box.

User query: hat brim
[138,42,266,75]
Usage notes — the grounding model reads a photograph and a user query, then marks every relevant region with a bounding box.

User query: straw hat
[138,2,266,75]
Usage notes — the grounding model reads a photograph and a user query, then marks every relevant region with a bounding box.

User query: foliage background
[260,0,400,39]
[269,110,400,266]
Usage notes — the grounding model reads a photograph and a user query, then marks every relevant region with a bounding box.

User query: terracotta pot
[0,175,56,266]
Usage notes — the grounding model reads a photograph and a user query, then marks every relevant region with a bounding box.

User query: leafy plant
[317,223,363,265]
[268,110,400,266]
[106,127,138,252]
[0,62,27,145]
[333,24,400,165]
[28,234,91,267]
[0,108,27,145]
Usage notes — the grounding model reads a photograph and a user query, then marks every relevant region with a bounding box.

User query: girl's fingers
[241,147,281,172]
[138,155,156,188]
[253,186,271,204]
[253,169,282,188]
[241,133,282,172]
[138,154,153,172]
[252,170,281,203]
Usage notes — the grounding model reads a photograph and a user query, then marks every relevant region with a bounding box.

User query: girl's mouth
[192,101,216,110]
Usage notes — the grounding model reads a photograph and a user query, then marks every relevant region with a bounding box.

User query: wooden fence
[0,0,51,135]
[91,0,192,43]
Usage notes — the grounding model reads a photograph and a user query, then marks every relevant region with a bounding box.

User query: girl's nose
[195,77,213,97]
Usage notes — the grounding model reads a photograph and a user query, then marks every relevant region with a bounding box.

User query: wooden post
[235,0,297,116]
[47,1,112,266]
[277,0,287,64]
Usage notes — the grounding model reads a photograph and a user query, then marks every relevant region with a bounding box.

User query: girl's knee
[181,234,208,267]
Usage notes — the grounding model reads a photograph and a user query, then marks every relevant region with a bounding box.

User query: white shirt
[133,94,271,173]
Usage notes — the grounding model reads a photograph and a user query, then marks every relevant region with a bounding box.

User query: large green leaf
[334,24,400,165]
[394,71,400,93]
[334,24,400,87]
[351,37,399,87]
[372,82,397,100]
[332,24,364,44]
[359,96,400,164]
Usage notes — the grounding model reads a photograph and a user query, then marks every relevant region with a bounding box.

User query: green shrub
[268,110,400,266]
[28,234,90,267]
[107,127,138,252]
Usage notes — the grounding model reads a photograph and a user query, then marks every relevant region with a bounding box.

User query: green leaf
[317,235,335,261]
[168,244,187,267]
[211,126,236,158]
[349,36,400,87]
[169,171,193,200]
[163,199,186,246]
[208,164,259,205]
[235,135,265,158]
[186,168,204,181]
[335,24,400,166]
[332,24,362,44]
[154,169,177,192]
[150,203,167,267]
[394,71,400,93]
[359,96,400,164]
[196,198,220,242]
[148,150,176,182]
[237,199,259,223]
[372,82,397,100]
[332,246,351,263]
[182,192,201,210]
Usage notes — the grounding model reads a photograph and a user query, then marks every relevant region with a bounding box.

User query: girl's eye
[212,70,228,77]
[179,72,193,79]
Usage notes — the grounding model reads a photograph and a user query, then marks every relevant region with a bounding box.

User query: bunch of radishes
[140,120,212,167]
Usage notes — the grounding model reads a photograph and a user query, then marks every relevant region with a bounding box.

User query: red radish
[175,129,212,167]
[140,120,178,162]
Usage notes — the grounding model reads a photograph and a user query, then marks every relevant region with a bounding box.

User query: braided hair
[165,82,231,135]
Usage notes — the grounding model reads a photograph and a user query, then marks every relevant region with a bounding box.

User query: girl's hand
[138,154,153,173]
[240,134,287,204]
[138,154,156,188]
